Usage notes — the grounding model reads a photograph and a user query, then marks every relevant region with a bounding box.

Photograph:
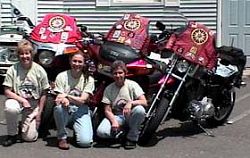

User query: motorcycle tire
[139,97,169,145]
[206,88,236,127]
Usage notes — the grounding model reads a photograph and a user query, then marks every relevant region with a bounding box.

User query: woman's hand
[36,112,41,128]
[111,119,119,129]
[22,99,32,108]
[123,102,132,116]
[55,95,70,107]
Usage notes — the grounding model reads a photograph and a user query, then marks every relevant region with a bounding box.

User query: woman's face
[112,67,126,87]
[18,49,32,66]
[70,53,85,73]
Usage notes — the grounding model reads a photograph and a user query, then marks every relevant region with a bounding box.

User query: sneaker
[124,139,137,150]
[58,139,70,150]
[2,135,17,147]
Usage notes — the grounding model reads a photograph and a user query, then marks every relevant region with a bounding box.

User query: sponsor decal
[124,19,141,31]
[125,39,131,45]
[49,16,66,32]
[123,14,130,20]
[185,46,198,60]
[39,27,46,34]
[116,24,122,29]
[117,37,125,43]
[191,28,208,45]
[128,32,134,38]
[113,30,121,38]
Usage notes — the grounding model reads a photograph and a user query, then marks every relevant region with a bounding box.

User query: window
[164,0,180,6]
[96,0,179,6]
[113,0,161,3]
[112,0,163,6]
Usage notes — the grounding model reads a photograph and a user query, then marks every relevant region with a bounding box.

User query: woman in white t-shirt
[96,60,147,149]
[2,39,50,147]
[53,51,95,150]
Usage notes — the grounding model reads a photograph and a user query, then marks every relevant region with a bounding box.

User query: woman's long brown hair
[69,51,90,83]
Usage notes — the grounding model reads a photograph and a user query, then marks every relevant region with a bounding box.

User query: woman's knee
[96,119,111,138]
[132,105,146,115]
[22,131,38,142]
[4,99,21,114]
[22,119,38,142]
[53,105,64,114]
[76,135,92,147]
[96,126,108,138]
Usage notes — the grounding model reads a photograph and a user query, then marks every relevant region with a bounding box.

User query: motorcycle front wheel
[206,88,236,127]
[139,97,169,145]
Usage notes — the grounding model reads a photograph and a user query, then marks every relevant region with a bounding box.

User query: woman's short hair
[111,60,128,73]
[17,39,34,55]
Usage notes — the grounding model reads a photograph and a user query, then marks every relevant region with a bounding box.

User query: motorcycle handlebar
[142,54,168,73]
[17,16,35,27]
[81,36,104,46]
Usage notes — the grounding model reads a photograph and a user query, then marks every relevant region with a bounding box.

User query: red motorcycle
[138,21,246,144]
[30,13,83,81]
[80,13,172,106]
[37,13,168,136]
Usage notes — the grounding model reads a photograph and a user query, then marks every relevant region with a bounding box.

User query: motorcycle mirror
[156,21,166,31]
[150,34,158,42]
[77,24,88,32]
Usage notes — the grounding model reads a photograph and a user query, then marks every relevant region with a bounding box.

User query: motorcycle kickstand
[196,123,215,137]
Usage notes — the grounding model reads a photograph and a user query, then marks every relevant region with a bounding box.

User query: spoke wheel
[207,89,235,126]
[139,97,169,145]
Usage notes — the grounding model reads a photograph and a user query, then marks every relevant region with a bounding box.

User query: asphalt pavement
[0,77,250,158]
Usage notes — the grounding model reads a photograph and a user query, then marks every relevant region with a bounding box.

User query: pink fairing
[31,14,82,44]
[166,21,217,70]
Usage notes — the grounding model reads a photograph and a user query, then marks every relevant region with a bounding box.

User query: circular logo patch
[124,19,140,31]
[49,16,66,31]
[191,28,208,45]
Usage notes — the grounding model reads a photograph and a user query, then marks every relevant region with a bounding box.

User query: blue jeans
[54,104,93,147]
[96,105,145,141]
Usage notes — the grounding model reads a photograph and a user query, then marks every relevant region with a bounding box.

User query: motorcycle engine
[188,97,215,120]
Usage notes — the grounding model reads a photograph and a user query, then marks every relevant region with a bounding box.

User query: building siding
[1,0,217,33]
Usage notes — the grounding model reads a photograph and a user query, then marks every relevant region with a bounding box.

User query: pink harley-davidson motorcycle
[138,21,246,144]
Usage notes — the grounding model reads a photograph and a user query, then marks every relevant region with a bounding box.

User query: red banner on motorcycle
[166,21,217,70]
[105,13,151,55]
[30,14,82,44]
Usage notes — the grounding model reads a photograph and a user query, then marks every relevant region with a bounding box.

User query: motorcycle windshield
[166,21,217,70]
[105,13,150,54]
[30,14,82,44]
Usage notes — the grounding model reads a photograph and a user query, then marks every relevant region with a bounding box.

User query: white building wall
[1,0,217,34]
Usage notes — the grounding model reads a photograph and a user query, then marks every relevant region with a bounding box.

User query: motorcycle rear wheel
[139,97,169,145]
[206,88,236,126]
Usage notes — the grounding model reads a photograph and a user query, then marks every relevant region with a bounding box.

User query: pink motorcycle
[30,13,83,81]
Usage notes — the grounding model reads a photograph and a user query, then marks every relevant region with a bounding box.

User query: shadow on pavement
[0,135,24,146]
[43,136,58,148]
[139,121,205,147]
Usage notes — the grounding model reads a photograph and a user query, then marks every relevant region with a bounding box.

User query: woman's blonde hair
[17,39,34,55]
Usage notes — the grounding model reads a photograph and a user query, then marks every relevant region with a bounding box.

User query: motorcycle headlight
[0,48,18,62]
[38,50,54,66]
[176,60,189,73]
